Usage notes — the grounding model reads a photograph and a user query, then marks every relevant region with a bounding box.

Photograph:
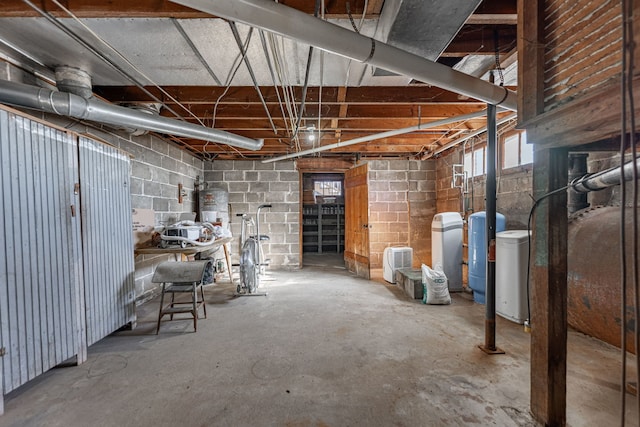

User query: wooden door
[344,164,370,278]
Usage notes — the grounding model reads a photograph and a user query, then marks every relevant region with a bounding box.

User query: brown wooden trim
[296,158,353,172]
[343,251,369,266]
[520,76,640,149]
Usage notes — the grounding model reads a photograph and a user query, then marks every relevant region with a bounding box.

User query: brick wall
[543,0,622,110]
[366,159,436,274]
[204,160,300,270]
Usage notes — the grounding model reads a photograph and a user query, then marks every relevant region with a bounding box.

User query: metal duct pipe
[262,109,491,163]
[170,0,518,111]
[0,79,263,151]
[571,156,640,193]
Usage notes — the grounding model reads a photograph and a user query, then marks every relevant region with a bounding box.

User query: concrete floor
[1,254,637,426]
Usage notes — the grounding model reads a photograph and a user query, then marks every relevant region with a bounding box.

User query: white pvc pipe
[171,0,517,111]
[262,109,490,163]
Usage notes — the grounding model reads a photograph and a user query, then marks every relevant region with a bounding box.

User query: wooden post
[517,0,545,123]
[530,147,568,426]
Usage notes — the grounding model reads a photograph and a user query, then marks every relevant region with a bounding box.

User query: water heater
[200,187,229,227]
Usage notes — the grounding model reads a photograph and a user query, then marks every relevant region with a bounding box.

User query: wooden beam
[94,85,492,105]
[517,0,545,123]
[466,14,518,25]
[475,0,517,15]
[522,77,640,149]
[441,26,517,57]
[0,0,380,18]
[169,103,486,120]
[332,86,348,139]
[531,147,568,426]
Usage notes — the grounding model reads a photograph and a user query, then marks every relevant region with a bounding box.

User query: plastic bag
[422,264,451,305]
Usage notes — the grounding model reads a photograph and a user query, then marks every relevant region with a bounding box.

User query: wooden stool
[152,260,212,333]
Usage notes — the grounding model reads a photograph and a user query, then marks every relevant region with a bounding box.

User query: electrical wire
[620,1,630,423]
[525,184,571,331]
[290,0,322,143]
[316,50,324,150]
[44,0,206,126]
[228,21,278,135]
[259,30,291,138]
[624,0,640,418]
[493,28,505,87]
[344,0,368,86]
[267,32,299,145]
[619,0,640,427]
[206,27,256,160]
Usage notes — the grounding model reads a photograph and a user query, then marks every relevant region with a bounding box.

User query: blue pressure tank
[468,211,506,304]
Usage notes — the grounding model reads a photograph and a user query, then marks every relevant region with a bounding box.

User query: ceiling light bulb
[308,134,316,142]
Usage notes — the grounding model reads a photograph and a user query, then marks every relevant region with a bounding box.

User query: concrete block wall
[408,160,437,267]
[435,150,465,214]
[367,159,435,273]
[435,138,533,229]
[203,160,300,270]
[435,141,535,287]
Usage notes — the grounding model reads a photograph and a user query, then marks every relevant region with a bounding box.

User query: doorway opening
[301,172,345,268]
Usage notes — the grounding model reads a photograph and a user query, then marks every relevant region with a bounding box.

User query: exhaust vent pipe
[0,79,263,151]
[55,66,93,99]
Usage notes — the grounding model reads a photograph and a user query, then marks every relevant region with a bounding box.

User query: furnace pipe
[262,109,490,163]
[571,156,640,193]
[0,79,264,151]
[171,0,518,111]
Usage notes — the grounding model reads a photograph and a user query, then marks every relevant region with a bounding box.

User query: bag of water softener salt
[421,264,451,305]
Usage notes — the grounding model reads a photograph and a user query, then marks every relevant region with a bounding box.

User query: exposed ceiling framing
[0,0,517,161]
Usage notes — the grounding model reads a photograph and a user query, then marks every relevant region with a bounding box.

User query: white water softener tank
[431,212,463,291]
[495,230,530,324]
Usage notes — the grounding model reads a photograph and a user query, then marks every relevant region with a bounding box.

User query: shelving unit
[302,203,344,253]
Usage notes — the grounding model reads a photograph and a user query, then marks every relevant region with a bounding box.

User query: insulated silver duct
[171,0,517,111]
[0,79,264,151]
[571,156,640,193]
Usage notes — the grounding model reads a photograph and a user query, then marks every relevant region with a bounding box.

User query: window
[464,146,486,178]
[314,180,342,196]
[502,131,532,169]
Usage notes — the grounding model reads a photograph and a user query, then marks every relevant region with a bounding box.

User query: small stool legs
[156,281,207,333]
[151,260,212,334]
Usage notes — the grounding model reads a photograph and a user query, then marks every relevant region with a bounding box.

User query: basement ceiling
[0,0,517,161]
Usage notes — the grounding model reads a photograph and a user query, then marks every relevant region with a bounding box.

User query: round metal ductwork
[118,103,163,136]
[54,66,92,99]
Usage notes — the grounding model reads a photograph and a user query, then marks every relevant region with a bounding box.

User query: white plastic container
[496,230,530,324]
[431,212,463,291]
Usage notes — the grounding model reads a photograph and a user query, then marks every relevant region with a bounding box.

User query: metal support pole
[480,100,504,355]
